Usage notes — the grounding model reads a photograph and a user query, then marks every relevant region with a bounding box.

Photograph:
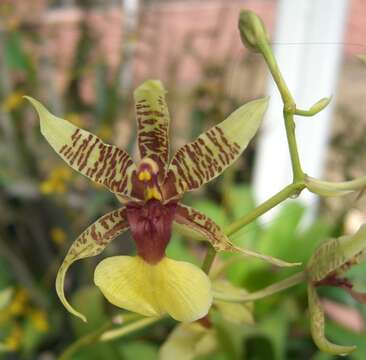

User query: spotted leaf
[163,97,268,199]
[25,97,137,199]
[307,224,366,282]
[308,283,356,355]
[134,80,170,181]
[174,204,299,267]
[56,208,129,322]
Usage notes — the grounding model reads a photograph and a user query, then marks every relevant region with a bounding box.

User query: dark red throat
[126,200,178,264]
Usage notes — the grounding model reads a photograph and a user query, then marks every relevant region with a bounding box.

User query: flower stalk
[213,271,307,303]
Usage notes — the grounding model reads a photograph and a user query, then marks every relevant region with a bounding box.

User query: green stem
[100,316,162,342]
[258,42,304,181]
[58,314,156,359]
[284,109,304,181]
[201,245,217,274]
[258,43,294,104]
[213,271,306,303]
[224,182,305,238]
[58,321,113,360]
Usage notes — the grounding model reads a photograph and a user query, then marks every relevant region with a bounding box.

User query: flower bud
[309,97,332,114]
[238,10,270,52]
[306,176,358,197]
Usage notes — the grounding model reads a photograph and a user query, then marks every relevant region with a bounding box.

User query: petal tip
[134,80,166,98]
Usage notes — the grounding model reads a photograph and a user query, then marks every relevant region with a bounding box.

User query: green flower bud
[305,176,366,197]
[238,10,270,52]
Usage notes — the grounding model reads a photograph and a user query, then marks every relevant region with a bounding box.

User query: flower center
[126,200,178,264]
[136,158,162,201]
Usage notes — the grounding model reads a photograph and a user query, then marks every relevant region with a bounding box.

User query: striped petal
[56,208,129,322]
[174,204,299,267]
[307,224,366,282]
[308,283,356,355]
[25,97,137,199]
[134,80,170,181]
[94,256,212,322]
[163,97,268,199]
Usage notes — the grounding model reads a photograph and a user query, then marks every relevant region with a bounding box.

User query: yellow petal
[94,256,161,317]
[94,256,212,322]
[154,257,212,322]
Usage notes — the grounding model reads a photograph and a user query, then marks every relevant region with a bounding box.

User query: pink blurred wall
[5,0,366,89]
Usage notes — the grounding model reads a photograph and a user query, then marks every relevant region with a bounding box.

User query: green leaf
[70,286,107,336]
[258,202,305,260]
[120,341,159,360]
[166,234,199,265]
[4,32,32,72]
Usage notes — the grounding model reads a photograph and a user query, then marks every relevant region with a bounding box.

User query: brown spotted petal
[25,97,137,199]
[56,208,129,322]
[307,224,366,282]
[163,97,268,199]
[308,283,356,355]
[174,204,299,267]
[134,80,170,181]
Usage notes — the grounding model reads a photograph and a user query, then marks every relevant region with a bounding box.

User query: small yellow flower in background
[40,166,72,194]
[3,325,23,351]
[29,309,49,332]
[1,91,24,112]
[0,287,49,353]
[26,80,297,324]
[51,227,67,247]
[8,289,29,316]
[0,288,14,324]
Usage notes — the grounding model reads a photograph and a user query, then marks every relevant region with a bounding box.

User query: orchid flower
[26,80,295,323]
[307,224,366,355]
